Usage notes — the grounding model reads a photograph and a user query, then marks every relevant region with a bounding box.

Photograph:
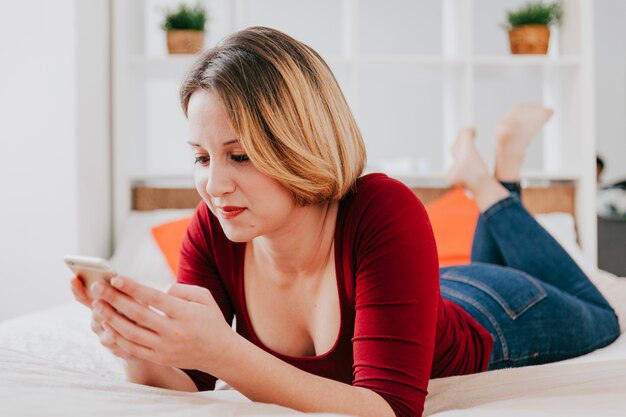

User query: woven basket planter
[166,30,204,54]
[508,25,550,55]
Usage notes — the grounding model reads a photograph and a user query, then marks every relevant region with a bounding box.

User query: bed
[1,181,625,417]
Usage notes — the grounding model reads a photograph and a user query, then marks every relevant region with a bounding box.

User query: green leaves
[161,3,207,32]
[505,1,563,29]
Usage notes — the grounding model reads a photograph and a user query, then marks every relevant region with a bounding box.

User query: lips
[217,206,246,220]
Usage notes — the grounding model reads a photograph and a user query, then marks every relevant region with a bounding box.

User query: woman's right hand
[70,276,196,390]
[70,276,136,361]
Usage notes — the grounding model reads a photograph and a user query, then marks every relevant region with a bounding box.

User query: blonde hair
[180,26,366,205]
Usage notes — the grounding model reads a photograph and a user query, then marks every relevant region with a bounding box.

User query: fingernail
[111,277,122,288]
[91,282,104,295]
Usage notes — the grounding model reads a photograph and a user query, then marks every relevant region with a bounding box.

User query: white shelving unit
[113,0,597,262]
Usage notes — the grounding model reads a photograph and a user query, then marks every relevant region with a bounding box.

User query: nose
[204,161,236,198]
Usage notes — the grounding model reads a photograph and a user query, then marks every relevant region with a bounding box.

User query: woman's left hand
[91,277,233,372]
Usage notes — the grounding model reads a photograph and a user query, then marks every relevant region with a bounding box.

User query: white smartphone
[64,255,117,293]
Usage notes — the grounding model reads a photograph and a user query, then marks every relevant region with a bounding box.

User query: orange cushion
[151,216,192,275]
[424,188,479,266]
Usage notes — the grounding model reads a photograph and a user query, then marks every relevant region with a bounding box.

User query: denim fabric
[440,184,621,369]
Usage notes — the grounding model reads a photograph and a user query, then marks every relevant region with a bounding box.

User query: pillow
[151,216,192,276]
[424,188,479,266]
[424,188,592,273]
[109,209,194,290]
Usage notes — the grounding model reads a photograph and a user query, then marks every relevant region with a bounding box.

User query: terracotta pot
[166,30,204,54]
[508,25,550,55]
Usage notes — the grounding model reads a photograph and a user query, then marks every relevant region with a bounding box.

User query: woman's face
[186,89,298,242]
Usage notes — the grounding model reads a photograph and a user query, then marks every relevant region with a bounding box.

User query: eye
[231,154,249,163]
[194,155,210,166]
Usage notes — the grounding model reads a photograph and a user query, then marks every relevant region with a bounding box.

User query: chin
[220,224,256,243]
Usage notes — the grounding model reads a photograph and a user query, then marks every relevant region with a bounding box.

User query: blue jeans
[440,182,621,369]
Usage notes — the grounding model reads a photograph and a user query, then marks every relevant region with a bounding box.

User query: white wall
[0,0,110,321]
[76,0,112,256]
[595,0,626,184]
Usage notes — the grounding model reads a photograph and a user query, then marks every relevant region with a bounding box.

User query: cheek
[194,172,214,211]
[193,172,206,198]
[258,188,297,219]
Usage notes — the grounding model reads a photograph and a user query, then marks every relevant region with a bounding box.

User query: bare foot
[446,128,489,193]
[495,104,554,182]
[447,127,509,211]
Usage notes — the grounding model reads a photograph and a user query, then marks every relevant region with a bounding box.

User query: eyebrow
[187,139,239,148]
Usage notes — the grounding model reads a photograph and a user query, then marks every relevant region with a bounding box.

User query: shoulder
[338,173,434,252]
[352,173,418,200]
[343,173,428,222]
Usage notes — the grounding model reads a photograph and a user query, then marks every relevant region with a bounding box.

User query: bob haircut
[180,26,366,206]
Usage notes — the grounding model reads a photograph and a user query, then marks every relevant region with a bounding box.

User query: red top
[178,173,493,417]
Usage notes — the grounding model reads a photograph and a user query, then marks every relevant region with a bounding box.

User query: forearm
[208,334,395,417]
[125,359,198,392]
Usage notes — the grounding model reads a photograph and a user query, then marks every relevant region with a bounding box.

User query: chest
[242,254,341,358]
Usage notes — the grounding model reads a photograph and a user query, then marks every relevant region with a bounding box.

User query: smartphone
[64,255,117,293]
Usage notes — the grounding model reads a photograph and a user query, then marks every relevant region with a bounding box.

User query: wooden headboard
[131,179,576,217]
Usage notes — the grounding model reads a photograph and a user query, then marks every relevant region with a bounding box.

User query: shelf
[128,55,200,77]
[472,55,580,67]
[131,175,195,189]
[130,54,579,74]
[130,55,198,66]
[363,170,580,189]
[351,55,448,65]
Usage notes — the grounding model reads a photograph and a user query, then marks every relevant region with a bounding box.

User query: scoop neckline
[237,202,345,362]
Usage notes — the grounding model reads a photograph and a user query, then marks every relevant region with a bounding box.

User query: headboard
[131,178,575,217]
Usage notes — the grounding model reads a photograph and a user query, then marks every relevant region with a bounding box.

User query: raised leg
[445,127,508,212]
[446,107,612,309]
[494,104,554,182]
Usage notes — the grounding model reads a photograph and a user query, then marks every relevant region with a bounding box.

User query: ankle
[470,175,510,212]
[495,149,523,183]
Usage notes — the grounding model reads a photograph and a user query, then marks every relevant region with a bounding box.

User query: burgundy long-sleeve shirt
[177,173,493,417]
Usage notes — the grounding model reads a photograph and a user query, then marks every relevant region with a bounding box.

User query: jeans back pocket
[440,263,547,320]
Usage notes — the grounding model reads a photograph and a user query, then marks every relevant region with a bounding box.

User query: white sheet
[1,266,625,417]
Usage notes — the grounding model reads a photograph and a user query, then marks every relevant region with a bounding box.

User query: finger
[96,302,161,349]
[92,282,169,334]
[167,283,213,304]
[70,277,92,308]
[98,325,133,359]
[109,276,185,318]
[102,321,160,364]
[90,313,104,335]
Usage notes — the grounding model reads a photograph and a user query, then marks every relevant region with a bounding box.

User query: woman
[70,27,620,417]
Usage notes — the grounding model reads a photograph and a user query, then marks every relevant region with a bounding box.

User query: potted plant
[161,3,208,54]
[504,1,562,55]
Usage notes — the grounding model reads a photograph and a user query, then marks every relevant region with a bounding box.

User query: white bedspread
[1,267,625,417]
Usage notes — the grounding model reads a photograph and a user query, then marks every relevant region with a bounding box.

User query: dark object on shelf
[598,215,626,277]
[601,179,626,191]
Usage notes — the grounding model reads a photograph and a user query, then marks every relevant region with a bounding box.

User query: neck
[249,201,338,285]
